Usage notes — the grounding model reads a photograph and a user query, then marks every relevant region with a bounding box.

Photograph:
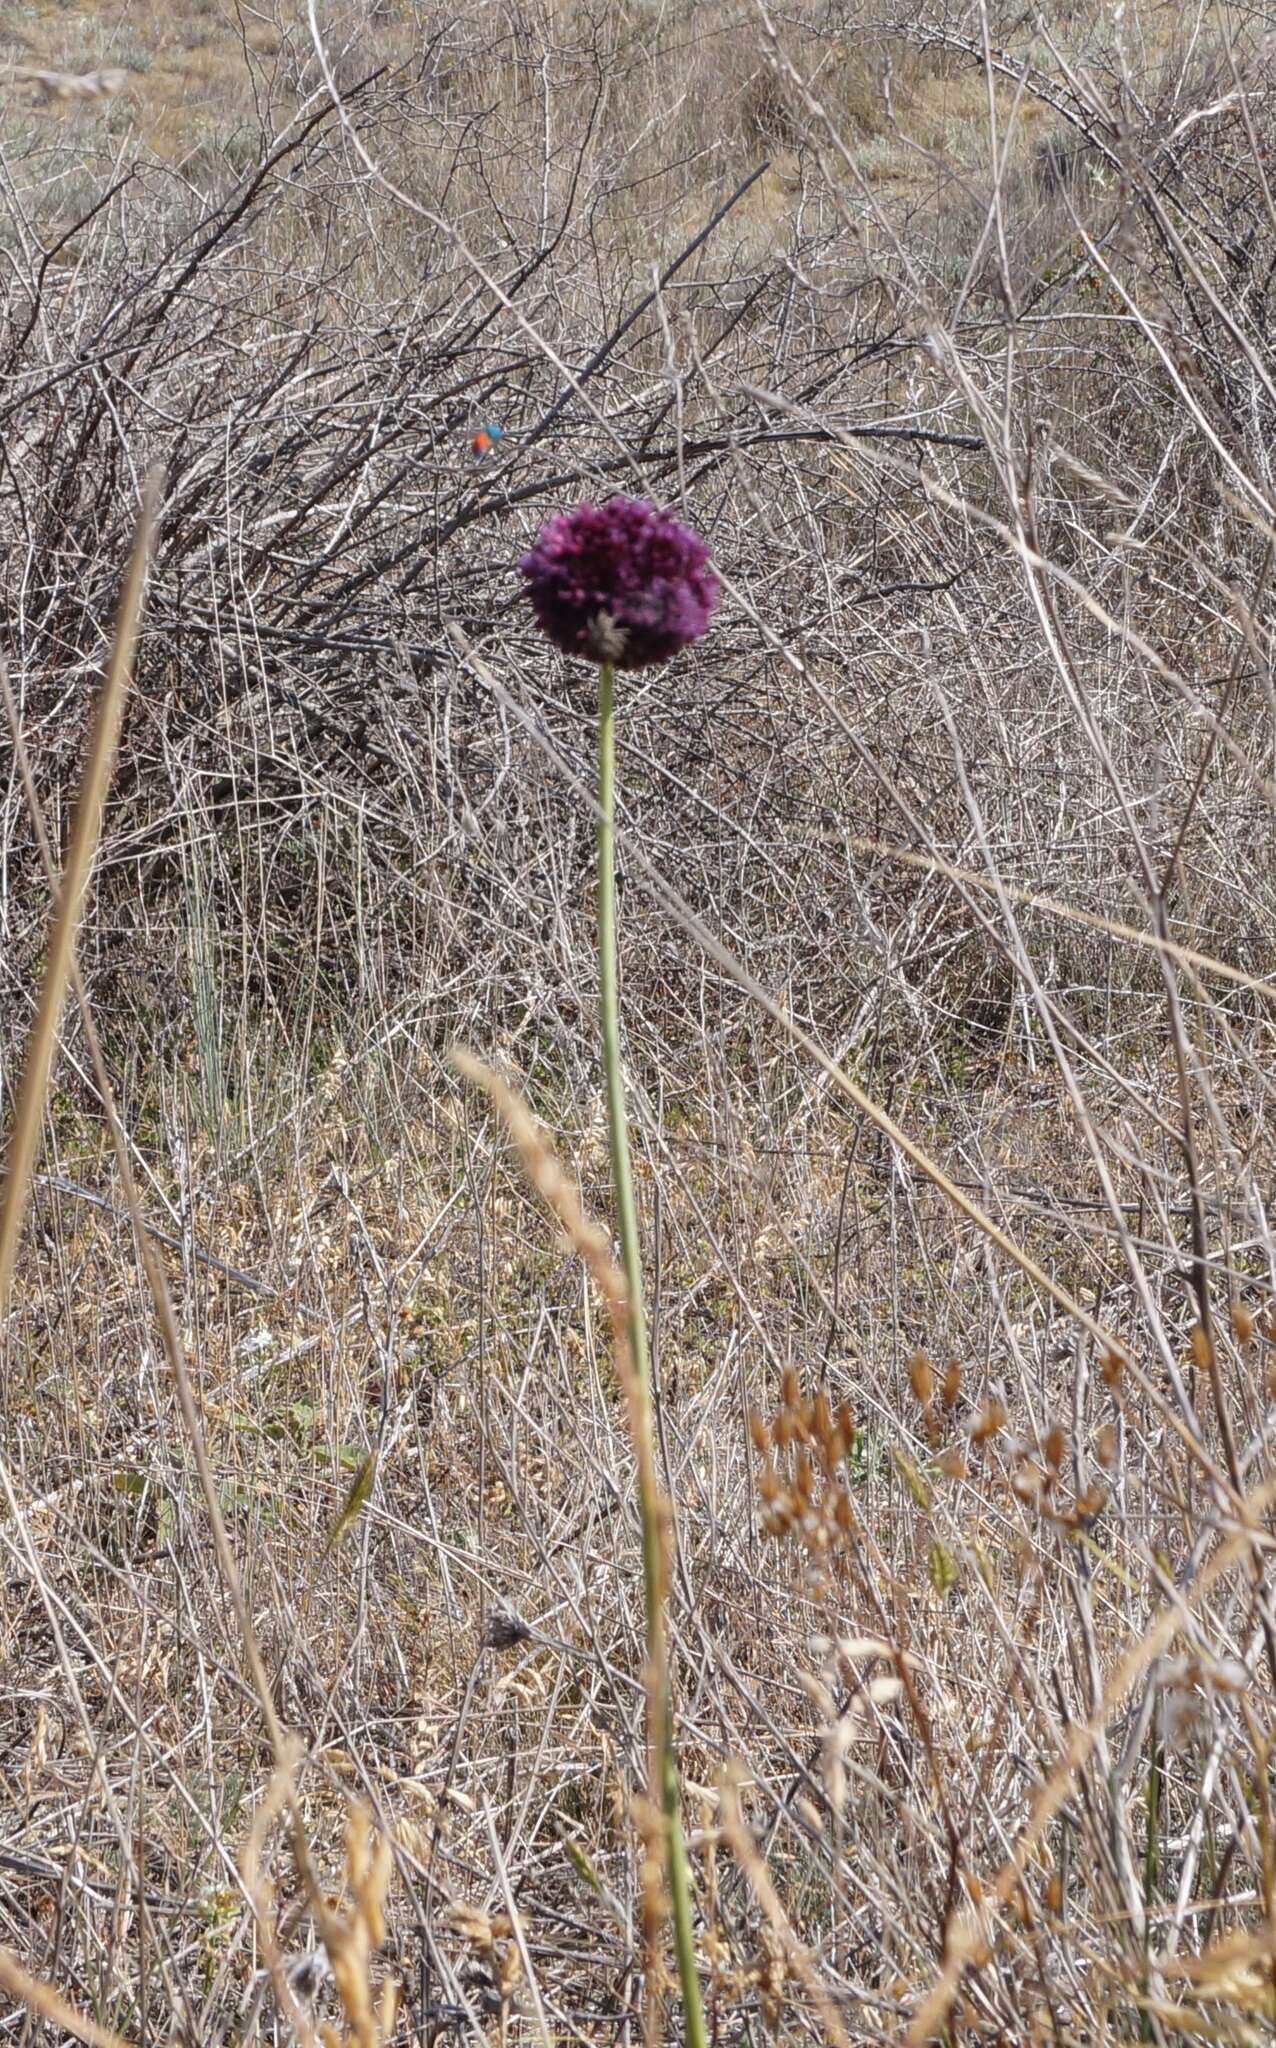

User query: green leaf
[322,1448,377,1555]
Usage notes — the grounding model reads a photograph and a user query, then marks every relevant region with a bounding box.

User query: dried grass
[5,2,1276,2045]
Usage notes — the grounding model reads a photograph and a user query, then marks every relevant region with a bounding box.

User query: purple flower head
[519,496,719,670]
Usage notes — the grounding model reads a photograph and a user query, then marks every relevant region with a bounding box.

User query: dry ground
[4,2,1276,2044]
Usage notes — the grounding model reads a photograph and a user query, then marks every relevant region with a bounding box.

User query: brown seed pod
[907,1351,934,1407]
[813,1385,832,1427]
[1231,1302,1256,1344]
[970,1398,1007,1444]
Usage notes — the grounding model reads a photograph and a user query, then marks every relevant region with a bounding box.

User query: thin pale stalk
[0,493,325,1926]
[597,658,706,2048]
[0,474,158,1320]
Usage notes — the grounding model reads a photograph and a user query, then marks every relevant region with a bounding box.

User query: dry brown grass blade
[449,1046,672,2027]
[0,469,159,1322]
[448,1050,655,1529]
[904,1469,1276,2046]
[238,1752,321,2048]
[0,1945,134,2048]
[717,1767,852,2048]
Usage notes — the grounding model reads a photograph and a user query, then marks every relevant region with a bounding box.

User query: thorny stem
[597,658,706,2048]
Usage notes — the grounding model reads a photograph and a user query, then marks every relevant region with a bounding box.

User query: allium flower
[501,488,714,2048]
[518,495,719,669]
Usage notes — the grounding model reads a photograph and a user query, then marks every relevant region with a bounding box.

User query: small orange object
[471,430,495,456]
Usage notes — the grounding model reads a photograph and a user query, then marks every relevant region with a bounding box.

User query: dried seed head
[1012,1461,1047,1503]
[969,1398,1007,1444]
[377,1977,399,2038]
[812,1389,840,1471]
[798,1667,837,1720]
[908,1351,934,1407]
[1209,1658,1250,1694]
[448,1903,495,1951]
[755,1372,862,1564]
[483,1604,533,1651]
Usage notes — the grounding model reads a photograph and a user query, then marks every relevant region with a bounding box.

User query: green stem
[1136,1733,1162,2041]
[597,658,706,2048]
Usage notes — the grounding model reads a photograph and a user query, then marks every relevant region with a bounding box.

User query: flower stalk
[518,496,718,2048]
[597,657,707,2048]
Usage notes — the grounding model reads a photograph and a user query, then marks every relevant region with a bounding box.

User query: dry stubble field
[4,1,1276,2043]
